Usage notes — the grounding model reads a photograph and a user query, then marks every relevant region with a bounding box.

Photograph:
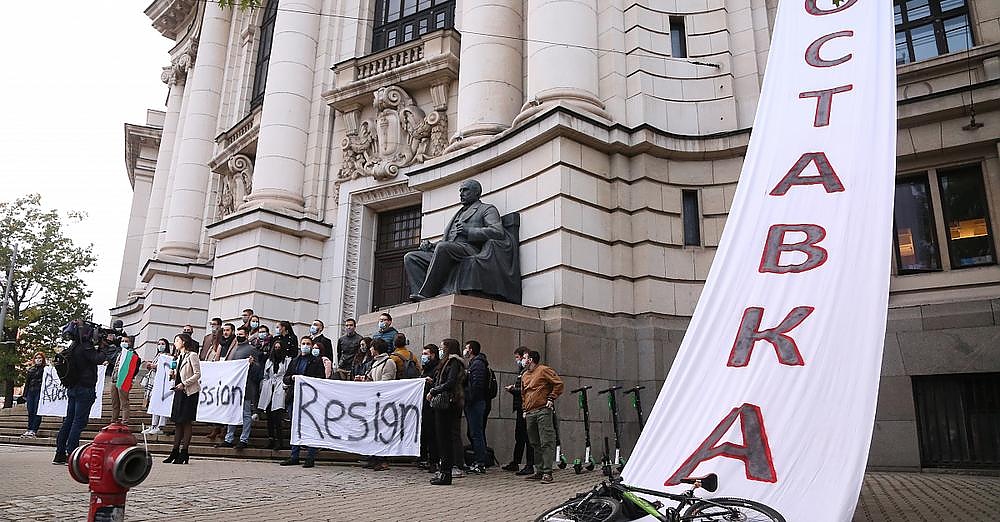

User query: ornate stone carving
[336,85,449,182]
[341,182,419,323]
[218,154,254,219]
[161,46,197,85]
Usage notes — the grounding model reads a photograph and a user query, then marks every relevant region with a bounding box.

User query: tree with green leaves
[0,194,96,408]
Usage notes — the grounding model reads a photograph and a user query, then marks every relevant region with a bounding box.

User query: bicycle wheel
[535,495,623,522]
[682,497,785,522]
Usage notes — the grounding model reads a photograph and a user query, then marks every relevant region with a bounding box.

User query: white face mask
[309,325,319,335]
[378,321,387,330]
[300,345,311,355]
[311,348,321,357]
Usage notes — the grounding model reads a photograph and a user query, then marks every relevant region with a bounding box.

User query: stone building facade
[115,0,1000,470]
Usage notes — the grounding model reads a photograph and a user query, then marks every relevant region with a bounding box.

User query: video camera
[61,319,126,347]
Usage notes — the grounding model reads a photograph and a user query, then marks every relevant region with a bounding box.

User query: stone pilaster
[513,0,610,126]
[159,4,232,258]
[242,0,322,211]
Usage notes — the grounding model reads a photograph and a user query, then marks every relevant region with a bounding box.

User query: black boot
[173,448,189,464]
[162,447,179,464]
[430,471,452,485]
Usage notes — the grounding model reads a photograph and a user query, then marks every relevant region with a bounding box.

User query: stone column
[137,67,187,270]
[448,0,524,151]
[241,0,322,211]
[159,4,232,258]
[513,0,610,125]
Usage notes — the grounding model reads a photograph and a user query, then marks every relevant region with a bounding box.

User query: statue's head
[458,179,482,205]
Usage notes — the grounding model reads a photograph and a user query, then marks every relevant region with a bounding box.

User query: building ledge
[205,206,333,242]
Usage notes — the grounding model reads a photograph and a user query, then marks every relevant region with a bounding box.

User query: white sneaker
[20,431,33,438]
[452,467,464,478]
[148,428,163,435]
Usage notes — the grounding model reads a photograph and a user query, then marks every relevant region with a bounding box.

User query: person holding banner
[221,325,263,449]
[259,338,291,450]
[366,338,396,471]
[280,336,326,467]
[428,338,467,485]
[164,333,201,465]
[142,339,171,435]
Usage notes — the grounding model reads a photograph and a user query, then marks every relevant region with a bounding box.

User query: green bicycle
[535,473,784,522]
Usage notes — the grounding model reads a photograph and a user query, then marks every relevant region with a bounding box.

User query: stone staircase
[0,390,360,462]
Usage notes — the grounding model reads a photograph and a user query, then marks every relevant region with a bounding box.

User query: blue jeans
[465,399,487,466]
[226,400,254,443]
[25,388,41,432]
[290,445,317,460]
[55,385,96,456]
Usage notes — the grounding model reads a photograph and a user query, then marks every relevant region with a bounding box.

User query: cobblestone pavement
[1,445,997,521]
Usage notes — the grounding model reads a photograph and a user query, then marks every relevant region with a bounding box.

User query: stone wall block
[897,326,1000,375]
[875,375,916,422]
[869,420,921,469]
[881,332,907,377]
[886,305,923,332]
[920,300,996,331]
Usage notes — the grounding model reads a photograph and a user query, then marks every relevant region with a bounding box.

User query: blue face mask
[309,326,319,335]
[300,345,310,355]
[121,342,130,350]
[250,321,259,329]
[516,359,525,369]
[311,348,321,357]
[258,332,267,340]
[420,354,430,365]
[157,344,167,353]
[378,321,387,330]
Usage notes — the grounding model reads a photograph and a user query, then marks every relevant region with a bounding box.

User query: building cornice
[124,119,164,188]
[145,0,198,40]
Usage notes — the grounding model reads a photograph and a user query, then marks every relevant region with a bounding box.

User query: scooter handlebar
[571,385,593,393]
[598,385,623,394]
[624,386,645,393]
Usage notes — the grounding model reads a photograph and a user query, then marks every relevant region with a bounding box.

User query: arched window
[250,0,279,109]
[372,0,455,52]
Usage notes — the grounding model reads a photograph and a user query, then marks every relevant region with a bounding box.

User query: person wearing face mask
[520,350,564,484]
[220,325,263,449]
[110,336,142,426]
[141,338,172,435]
[240,308,255,330]
[252,324,273,355]
[336,318,362,378]
[418,344,441,471]
[463,340,491,474]
[280,336,326,467]
[274,321,298,359]
[364,338,396,471]
[502,346,535,475]
[200,318,223,360]
[20,352,47,438]
[203,323,236,442]
[371,312,398,346]
[182,325,201,353]
[308,319,335,362]
[258,338,291,450]
[428,338,467,485]
[350,337,374,381]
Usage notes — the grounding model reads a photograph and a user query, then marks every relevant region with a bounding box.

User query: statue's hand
[453,222,466,238]
[420,240,434,251]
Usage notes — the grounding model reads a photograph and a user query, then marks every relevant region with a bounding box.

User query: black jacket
[25,365,44,391]
[227,342,264,403]
[508,366,526,412]
[283,355,326,384]
[73,342,109,388]
[337,332,362,370]
[312,334,334,361]
[431,355,466,410]
[465,353,490,403]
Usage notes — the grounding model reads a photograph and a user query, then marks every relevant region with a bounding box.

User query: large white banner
[147,358,249,425]
[622,1,896,521]
[38,366,106,419]
[290,376,424,456]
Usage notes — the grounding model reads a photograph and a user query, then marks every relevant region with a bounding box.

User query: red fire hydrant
[68,422,153,522]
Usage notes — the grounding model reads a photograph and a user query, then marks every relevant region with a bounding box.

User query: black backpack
[392,352,421,379]
[53,343,81,388]
[487,367,499,399]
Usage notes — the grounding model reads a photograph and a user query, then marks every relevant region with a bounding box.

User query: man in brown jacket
[199,317,222,360]
[520,350,564,484]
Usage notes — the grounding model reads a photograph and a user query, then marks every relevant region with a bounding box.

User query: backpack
[392,352,421,379]
[487,367,499,399]
[53,343,81,388]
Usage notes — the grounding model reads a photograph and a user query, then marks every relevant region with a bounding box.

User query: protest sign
[38,365,105,419]
[147,358,248,425]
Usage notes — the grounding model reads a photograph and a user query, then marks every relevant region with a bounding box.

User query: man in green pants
[521,350,565,484]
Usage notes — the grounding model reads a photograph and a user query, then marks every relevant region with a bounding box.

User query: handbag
[430,391,453,410]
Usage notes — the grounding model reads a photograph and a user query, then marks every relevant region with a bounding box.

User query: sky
[0,3,172,325]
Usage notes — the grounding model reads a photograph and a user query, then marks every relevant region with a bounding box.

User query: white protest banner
[621,1,896,521]
[290,376,424,456]
[146,355,174,418]
[38,366,106,419]
[146,358,249,425]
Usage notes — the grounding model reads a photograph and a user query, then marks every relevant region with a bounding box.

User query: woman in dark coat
[21,352,46,438]
[165,333,201,465]
[427,338,466,485]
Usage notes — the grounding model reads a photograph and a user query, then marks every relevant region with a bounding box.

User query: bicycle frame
[578,479,734,522]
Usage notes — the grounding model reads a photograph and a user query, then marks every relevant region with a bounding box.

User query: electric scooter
[553,412,568,469]
[624,385,646,428]
[598,385,625,474]
[570,385,595,474]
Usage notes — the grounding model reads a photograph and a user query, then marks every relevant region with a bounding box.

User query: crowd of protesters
[27,309,566,485]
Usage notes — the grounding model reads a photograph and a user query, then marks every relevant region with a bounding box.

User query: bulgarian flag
[116,350,141,393]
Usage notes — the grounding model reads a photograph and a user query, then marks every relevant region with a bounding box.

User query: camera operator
[53,320,109,465]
